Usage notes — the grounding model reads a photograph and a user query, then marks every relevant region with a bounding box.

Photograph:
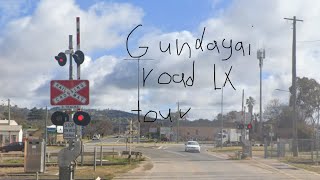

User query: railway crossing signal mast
[50,17,90,180]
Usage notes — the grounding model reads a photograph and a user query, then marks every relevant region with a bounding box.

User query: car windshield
[187,141,199,145]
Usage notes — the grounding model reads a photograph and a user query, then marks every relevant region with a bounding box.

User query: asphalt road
[113,144,320,180]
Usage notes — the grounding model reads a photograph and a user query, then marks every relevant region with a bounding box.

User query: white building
[0,119,23,146]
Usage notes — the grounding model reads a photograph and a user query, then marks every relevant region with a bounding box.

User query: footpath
[207,150,320,179]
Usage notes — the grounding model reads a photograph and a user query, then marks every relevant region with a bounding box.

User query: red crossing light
[73,111,90,126]
[78,115,84,121]
[55,52,67,66]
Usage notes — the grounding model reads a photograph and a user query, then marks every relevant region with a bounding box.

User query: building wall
[0,131,21,146]
[172,126,219,141]
[18,129,23,142]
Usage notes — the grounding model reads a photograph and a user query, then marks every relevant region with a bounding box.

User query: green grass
[103,156,144,164]
[3,158,24,164]
[209,146,242,152]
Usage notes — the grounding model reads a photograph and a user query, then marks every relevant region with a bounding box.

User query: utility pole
[244,106,246,139]
[118,119,121,135]
[44,106,48,172]
[284,16,303,157]
[317,106,319,164]
[8,99,10,125]
[129,119,132,164]
[176,102,180,143]
[220,87,223,148]
[138,59,140,144]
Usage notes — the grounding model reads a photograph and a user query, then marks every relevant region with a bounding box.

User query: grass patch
[209,146,242,152]
[74,164,139,179]
[3,159,24,164]
[103,156,144,163]
[208,146,278,153]
[0,159,142,179]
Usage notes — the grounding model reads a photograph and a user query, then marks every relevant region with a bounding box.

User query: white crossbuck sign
[52,81,88,104]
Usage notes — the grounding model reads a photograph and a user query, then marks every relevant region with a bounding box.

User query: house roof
[0,120,22,132]
[0,119,18,125]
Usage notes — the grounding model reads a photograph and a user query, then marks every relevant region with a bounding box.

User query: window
[187,141,199,145]
[4,135,10,144]
[196,129,199,135]
[12,135,16,142]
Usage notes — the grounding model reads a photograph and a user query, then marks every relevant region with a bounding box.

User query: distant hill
[1,105,246,131]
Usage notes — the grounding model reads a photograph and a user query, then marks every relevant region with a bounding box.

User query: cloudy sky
[0,0,319,120]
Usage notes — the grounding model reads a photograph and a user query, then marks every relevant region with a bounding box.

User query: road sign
[63,122,76,139]
[50,80,89,106]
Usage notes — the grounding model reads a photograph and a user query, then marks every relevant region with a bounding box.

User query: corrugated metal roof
[0,120,18,125]
[0,120,22,131]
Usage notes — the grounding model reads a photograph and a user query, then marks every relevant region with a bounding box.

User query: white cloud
[0,0,143,108]
[2,0,320,121]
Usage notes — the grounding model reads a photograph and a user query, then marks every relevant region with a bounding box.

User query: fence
[0,146,143,167]
[264,138,320,162]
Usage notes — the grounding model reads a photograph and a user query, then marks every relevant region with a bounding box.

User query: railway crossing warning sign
[50,80,89,106]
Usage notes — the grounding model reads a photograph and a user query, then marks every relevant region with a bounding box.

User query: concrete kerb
[210,150,320,176]
[94,143,183,147]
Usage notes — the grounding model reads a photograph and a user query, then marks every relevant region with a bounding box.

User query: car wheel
[2,149,7,153]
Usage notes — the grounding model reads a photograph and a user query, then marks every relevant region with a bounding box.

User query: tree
[246,96,256,135]
[264,99,282,121]
[27,107,45,121]
[289,77,320,139]
[83,120,113,138]
[246,96,255,122]
[290,77,320,123]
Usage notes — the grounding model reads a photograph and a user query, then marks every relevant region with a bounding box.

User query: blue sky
[76,0,232,32]
[74,0,233,60]
[1,0,318,120]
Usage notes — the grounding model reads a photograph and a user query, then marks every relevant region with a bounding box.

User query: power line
[297,39,320,43]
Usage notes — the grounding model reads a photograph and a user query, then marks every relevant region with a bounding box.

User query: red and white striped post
[76,17,80,80]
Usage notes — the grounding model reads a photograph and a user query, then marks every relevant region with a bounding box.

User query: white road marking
[164,150,187,157]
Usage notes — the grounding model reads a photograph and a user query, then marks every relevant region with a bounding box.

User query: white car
[185,141,201,153]
[92,134,100,140]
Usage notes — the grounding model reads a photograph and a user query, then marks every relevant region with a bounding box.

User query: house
[0,119,23,146]
[172,126,220,141]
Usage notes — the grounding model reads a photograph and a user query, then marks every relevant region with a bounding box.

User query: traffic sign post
[52,17,91,180]
[63,122,76,139]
